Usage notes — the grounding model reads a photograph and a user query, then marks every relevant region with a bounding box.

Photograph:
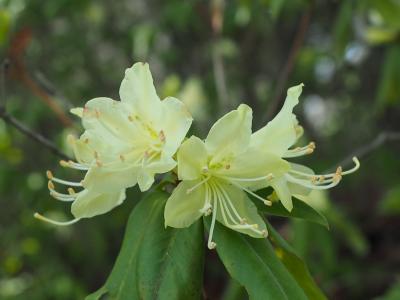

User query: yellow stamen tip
[59,160,69,167]
[68,188,75,195]
[208,242,217,249]
[48,180,55,190]
[46,170,53,180]
[263,200,272,206]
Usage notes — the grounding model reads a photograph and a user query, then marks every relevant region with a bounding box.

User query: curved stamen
[213,183,261,232]
[220,173,274,182]
[283,142,315,158]
[187,176,210,194]
[34,213,80,226]
[60,160,90,171]
[207,198,218,250]
[230,181,272,206]
[286,173,341,190]
[289,157,360,180]
[46,171,82,187]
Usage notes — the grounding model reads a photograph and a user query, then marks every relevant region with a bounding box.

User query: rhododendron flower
[251,84,360,211]
[164,104,290,249]
[35,62,192,225]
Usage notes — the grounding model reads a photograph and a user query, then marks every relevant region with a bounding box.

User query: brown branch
[0,59,72,161]
[8,28,73,127]
[263,7,312,123]
[0,112,72,160]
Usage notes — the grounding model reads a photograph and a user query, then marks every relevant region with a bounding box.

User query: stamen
[283,142,316,158]
[47,174,83,187]
[59,160,89,170]
[119,154,125,162]
[159,130,166,143]
[230,181,271,205]
[34,213,80,226]
[207,198,218,250]
[187,176,210,194]
[221,173,274,182]
[286,174,341,190]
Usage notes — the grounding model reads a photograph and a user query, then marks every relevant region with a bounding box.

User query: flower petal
[214,182,267,238]
[217,148,290,187]
[177,136,208,181]
[82,97,140,145]
[119,62,162,122]
[164,180,206,228]
[71,189,126,219]
[159,96,193,158]
[251,84,303,156]
[270,177,293,211]
[205,104,252,162]
[82,163,138,193]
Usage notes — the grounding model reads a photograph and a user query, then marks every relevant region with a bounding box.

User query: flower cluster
[36,62,359,249]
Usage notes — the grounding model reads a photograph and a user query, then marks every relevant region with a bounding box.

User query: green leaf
[266,222,327,300]
[87,191,204,300]
[205,220,308,300]
[379,185,400,215]
[376,46,400,109]
[255,194,329,229]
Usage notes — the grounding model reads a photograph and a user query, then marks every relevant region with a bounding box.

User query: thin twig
[0,112,72,160]
[0,59,72,161]
[263,8,312,123]
[328,131,400,172]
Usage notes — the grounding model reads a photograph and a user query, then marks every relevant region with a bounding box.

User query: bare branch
[328,131,400,172]
[0,59,72,161]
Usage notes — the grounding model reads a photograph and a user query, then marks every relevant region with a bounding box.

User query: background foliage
[0,0,400,299]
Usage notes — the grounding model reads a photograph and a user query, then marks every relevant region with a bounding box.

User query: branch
[263,8,311,123]
[0,112,72,161]
[0,59,72,161]
[8,28,73,127]
[328,131,400,172]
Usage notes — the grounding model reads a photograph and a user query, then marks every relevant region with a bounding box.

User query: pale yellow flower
[165,104,289,249]
[35,62,192,225]
[252,84,360,211]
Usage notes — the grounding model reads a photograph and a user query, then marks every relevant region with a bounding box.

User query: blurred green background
[1,0,400,299]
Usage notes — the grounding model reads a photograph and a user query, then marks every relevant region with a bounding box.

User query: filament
[34,213,80,226]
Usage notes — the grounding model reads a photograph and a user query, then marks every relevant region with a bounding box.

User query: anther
[95,109,100,118]
[59,160,69,167]
[84,138,89,144]
[68,188,76,195]
[208,242,217,250]
[261,229,268,237]
[205,208,212,216]
[48,181,55,190]
[128,115,133,122]
[202,166,209,173]
[252,224,259,229]
[93,151,99,159]
[159,130,166,143]
[263,199,272,206]
[225,164,231,170]
[119,154,125,162]
[309,141,316,149]
[96,160,102,167]
[46,170,53,180]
